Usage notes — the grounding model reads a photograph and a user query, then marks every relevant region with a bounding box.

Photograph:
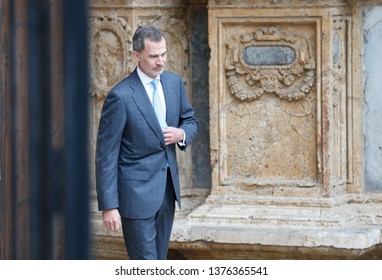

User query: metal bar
[62,0,90,260]
[10,0,17,259]
[28,0,53,259]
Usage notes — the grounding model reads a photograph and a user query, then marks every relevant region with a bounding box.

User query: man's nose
[157,56,165,65]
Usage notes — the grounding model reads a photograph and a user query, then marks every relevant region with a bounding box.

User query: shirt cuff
[178,128,186,146]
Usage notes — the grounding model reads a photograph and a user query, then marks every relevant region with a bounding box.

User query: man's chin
[148,69,164,78]
[155,69,164,75]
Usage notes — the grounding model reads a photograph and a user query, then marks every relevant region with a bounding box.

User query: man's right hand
[102,208,121,231]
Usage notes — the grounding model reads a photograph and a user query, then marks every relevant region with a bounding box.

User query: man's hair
[133,25,164,53]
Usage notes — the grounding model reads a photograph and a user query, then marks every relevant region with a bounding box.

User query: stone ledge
[171,197,382,251]
[187,203,359,228]
[171,220,382,250]
[168,241,382,260]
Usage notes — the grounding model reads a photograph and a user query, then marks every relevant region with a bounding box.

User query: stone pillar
[172,0,382,258]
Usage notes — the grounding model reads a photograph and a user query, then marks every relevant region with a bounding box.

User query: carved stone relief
[89,14,133,99]
[225,27,316,101]
[220,22,318,187]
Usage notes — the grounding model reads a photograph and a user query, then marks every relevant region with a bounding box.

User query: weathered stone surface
[174,0,382,259]
[364,6,382,192]
[88,0,382,260]
[168,242,382,260]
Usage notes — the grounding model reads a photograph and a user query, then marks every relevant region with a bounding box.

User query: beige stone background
[88,0,382,259]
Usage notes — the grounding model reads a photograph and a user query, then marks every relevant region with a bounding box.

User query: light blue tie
[151,79,167,129]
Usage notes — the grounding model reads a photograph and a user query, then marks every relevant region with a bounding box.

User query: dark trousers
[121,170,175,260]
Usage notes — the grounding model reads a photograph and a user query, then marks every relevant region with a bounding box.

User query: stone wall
[88,0,382,259]
[364,6,382,192]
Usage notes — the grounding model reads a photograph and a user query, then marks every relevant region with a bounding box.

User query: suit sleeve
[177,79,198,151]
[95,91,126,211]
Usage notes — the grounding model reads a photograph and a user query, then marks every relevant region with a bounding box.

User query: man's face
[134,37,167,79]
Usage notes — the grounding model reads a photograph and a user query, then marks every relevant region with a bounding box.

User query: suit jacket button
[162,168,166,172]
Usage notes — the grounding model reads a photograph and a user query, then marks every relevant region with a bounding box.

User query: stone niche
[170,0,382,259]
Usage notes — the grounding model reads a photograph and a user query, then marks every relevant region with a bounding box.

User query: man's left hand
[163,127,184,145]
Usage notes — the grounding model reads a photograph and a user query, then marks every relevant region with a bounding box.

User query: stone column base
[169,194,382,259]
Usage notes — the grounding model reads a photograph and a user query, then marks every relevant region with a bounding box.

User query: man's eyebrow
[149,51,167,57]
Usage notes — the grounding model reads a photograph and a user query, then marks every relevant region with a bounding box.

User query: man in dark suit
[95,25,198,260]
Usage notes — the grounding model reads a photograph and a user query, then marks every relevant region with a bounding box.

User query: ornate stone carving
[225,27,316,101]
[89,14,132,99]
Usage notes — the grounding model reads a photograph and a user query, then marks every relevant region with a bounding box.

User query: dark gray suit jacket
[96,69,198,219]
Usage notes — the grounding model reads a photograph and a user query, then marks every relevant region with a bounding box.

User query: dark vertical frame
[0,0,31,260]
[12,0,30,259]
[27,0,90,259]
[0,0,13,259]
[62,0,90,259]
[10,0,18,259]
[3,0,89,260]
[28,0,54,259]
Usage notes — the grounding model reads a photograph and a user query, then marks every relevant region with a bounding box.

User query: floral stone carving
[225,27,316,101]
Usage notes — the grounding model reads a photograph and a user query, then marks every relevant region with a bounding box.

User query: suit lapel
[130,71,165,144]
[160,73,175,127]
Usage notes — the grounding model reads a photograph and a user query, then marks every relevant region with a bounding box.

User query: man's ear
[132,51,140,63]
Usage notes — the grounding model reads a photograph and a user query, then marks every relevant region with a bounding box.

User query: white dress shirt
[136,67,186,145]
[137,67,166,116]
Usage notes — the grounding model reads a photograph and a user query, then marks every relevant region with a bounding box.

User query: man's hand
[163,127,184,145]
[102,208,121,231]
